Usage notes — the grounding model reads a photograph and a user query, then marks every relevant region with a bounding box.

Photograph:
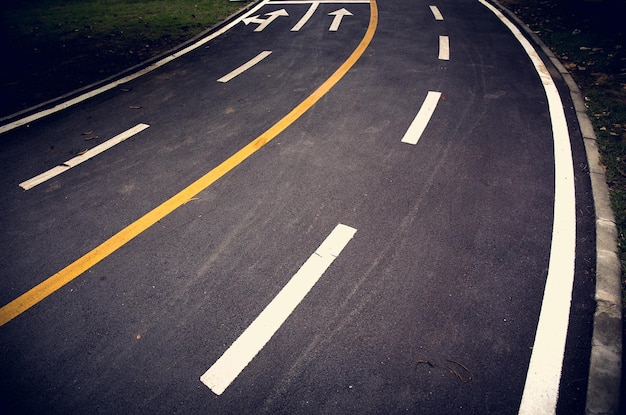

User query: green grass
[1,1,625,284]
[1,0,243,45]
[0,0,246,114]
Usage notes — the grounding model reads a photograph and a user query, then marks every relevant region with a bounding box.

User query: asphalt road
[0,0,597,413]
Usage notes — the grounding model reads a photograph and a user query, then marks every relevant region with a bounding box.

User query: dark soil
[0,27,190,118]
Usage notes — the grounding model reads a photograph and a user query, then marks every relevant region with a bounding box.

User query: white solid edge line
[19,123,150,190]
[217,51,273,83]
[200,223,357,395]
[477,1,576,415]
[401,91,442,145]
[0,0,271,135]
[429,5,444,21]
[438,35,450,61]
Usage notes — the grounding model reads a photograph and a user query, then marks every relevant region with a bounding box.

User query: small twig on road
[416,358,475,383]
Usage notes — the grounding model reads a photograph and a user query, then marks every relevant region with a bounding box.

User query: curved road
[0,0,597,413]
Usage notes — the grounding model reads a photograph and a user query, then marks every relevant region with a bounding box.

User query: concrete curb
[493,2,623,413]
[0,1,263,131]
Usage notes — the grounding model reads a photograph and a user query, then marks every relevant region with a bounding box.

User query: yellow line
[0,1,378,327]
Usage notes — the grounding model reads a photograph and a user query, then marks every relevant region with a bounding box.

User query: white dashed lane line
[401,91,442,145]
[438,35,450,60]
[200,223,357,395]
[217,51,273,83]
[19,123,150,190]
[429,5,444,21]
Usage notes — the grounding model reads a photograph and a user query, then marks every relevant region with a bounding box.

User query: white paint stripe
[477,1,576,414]
[291,1,319,31]
[19,165,71,190]
[0,0,271,135]
[401,91,442,145]
[200,223,357,395]
[268,0,368,3]
[429,5,444,20]
[438,35,450,60]
[19,123,150,190]
[217,51,273,83]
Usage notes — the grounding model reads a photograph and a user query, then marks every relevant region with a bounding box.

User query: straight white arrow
[243,9,289,32]
[328,8,352,32]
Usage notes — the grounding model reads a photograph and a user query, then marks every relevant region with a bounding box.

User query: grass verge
[0,0,245,116]
[2,0,624,303]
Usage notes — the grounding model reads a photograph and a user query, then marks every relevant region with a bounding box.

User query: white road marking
[242,9,289,32]
[19,123,150,190]
[328,8,353,31]
[477,1,576,414]
[267,0,368,3]
[429,5,444,20]
[291,1,320,31]
[217,51,273,83]
[0,0,272,135]
[200,223,357,395]
[438,35,450,60]
[401,91,442,145]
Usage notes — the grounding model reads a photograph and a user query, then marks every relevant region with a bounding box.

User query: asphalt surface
[0,0,605,413]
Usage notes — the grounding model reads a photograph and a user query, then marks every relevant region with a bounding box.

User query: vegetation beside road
[0,0,245,116]
[501,0,626,304]
[2,1,624,302]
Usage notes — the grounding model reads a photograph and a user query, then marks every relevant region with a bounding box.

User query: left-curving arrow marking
[243,9,289,32]
[0,0,379,328]
[291,1,320,32]
[328,8,353,32]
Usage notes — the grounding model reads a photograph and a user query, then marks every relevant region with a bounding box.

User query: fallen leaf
[564,62,577,70]
[183,197,200,205]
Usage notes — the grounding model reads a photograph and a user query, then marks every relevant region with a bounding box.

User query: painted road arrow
[328,8,353,32]
[243,9,289,32]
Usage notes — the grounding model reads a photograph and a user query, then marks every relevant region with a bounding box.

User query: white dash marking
[291,2,319,31]
[200,223,357,395]
[429,5,444,20]
[19,123,150,190]
[217,51,272,83]
[401,91,442,145]
[438,35,450,60]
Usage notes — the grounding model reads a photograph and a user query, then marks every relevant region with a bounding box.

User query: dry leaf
[183,197,200,205]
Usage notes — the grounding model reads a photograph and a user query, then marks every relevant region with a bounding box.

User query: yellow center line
[0,0,379,327]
